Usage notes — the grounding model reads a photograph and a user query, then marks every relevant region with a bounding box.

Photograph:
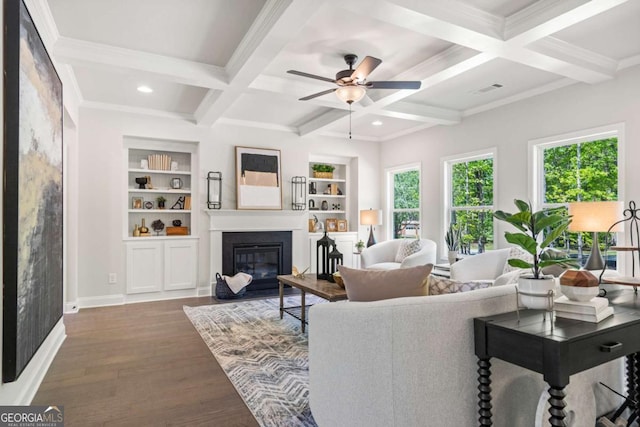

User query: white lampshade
[568,201,624,232]
[335,85,366,104]
[360,209,382,226]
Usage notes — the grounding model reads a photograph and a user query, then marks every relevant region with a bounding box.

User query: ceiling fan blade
[299,88,337,101]
[350,56,382,81]
[287,70,335,83]
[366,81,421,90]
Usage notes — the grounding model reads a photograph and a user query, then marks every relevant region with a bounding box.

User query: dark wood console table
[474,290,640,426]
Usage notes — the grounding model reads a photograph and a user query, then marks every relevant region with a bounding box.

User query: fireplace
[222,231,292,290]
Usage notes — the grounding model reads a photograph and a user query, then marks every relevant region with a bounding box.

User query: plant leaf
[514,199,530,212]
[535,214,567,231]
[505,232,537,255]
[540,222,570,249]
[508,258,532,269]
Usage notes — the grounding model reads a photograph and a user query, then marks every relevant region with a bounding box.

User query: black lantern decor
[316,232,335,280]
[327,245,343,282]
[207,171,222,209]
[292,176,307,210]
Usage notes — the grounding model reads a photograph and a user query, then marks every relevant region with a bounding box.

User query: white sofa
[309,284,622,427]
[360,239,437,270]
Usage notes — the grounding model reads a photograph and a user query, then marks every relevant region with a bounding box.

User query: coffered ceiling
[30,0,640,141]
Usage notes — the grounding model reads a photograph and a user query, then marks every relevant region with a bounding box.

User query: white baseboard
[0,319,66,405]
[77,294,125,309]
[197,285,212,297]
[64,301,79,313]
[124,288,199,304]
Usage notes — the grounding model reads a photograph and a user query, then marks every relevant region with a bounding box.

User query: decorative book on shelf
[554,296,608,314]
[554,295,613,322]
[555,306,614,323]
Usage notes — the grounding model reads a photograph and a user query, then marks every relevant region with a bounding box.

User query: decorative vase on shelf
[447,250,457,265]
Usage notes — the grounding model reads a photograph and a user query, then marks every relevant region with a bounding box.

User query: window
[443,150,495,255]
[531,124,623,269]
[386,164,420,239]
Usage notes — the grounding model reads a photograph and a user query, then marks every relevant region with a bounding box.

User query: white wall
[380,65,640,261]
[74,109,380,302]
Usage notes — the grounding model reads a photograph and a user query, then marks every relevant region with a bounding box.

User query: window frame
[529,123,625,272]
[385,162,421,240]
[441,148,497,259]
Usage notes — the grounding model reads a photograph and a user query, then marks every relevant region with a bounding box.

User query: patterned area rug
[184,296,323,427]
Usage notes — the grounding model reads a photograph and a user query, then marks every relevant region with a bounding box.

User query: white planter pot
[447,251,457,265]
[517,276,557,310]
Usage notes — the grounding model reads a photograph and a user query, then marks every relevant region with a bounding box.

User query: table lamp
[568,201,624,270]
[360,209,382,247]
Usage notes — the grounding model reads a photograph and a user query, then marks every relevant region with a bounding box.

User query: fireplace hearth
[222,231,292,290]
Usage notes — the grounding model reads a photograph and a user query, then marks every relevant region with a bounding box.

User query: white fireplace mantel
[205,209,309,284]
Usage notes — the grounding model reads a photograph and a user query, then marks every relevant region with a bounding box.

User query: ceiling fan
[287,54,421,103]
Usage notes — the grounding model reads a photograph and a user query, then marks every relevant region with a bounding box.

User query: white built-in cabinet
[125,240,197,294]
[123,137,199,296]
[308,232,358,273]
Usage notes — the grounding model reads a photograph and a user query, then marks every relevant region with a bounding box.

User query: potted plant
[444,224,461,264]
[493,199,578,308]
[355,240,365,254]
[312,164,336,179]
[156,196,167,209]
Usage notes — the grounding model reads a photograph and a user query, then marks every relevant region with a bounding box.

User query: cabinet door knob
[600,342,623,352]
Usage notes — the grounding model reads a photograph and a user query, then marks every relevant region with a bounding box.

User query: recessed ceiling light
[137,85,153,93]
[372,120,383,126]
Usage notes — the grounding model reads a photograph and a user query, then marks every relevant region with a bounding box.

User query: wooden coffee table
[277,274,348,332]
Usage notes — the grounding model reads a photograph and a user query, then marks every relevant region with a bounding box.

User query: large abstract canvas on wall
[236,147,282,210]
[3,0,63,382]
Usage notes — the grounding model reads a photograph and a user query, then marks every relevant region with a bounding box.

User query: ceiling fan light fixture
[335,85,366,104]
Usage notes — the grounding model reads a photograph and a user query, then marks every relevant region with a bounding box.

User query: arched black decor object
[317,232,335,281]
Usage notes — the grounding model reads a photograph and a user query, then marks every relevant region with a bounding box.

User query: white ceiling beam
[381,102,461,125]
[217,118,297,134]
[530,36,618,76]
[298,110,350,136]
[341,0,618,83]
[505,0,629,44]
[82,101,195,123]
[53,37,229,90]
[195,0,328,126]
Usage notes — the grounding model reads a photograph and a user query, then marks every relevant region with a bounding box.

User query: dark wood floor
[32,293,287,427]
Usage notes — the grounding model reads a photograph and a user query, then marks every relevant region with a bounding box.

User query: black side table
[474,291,640,427]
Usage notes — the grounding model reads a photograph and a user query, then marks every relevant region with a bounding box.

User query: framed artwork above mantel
[235,146,282,210]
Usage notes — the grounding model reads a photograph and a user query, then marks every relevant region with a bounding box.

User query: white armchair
[360,239,437,270]
[449,248,511,282]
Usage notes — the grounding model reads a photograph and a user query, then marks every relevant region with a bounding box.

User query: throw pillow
[394,239,423,263]
[428,275,492,295]
[338,264,433,302]
[503,246,534,274]
[493,269,523,287]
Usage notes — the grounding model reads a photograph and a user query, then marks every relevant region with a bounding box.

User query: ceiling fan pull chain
[349,103,352,140]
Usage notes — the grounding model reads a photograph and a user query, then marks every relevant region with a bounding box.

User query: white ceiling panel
[552,1,640,60]
[470,0,538,17]
[333,114,431,139]
[73,66,208,114]
[404,58,563,111]
[48,0,265,66]
[223,92,331,128]
[263,4,453,82]
[37,0,639,141]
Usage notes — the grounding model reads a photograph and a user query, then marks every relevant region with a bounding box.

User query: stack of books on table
[554,295,614,323]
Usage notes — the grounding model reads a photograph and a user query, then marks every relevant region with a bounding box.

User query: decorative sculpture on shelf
[172,196,185,210]
[151,219,165,236]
